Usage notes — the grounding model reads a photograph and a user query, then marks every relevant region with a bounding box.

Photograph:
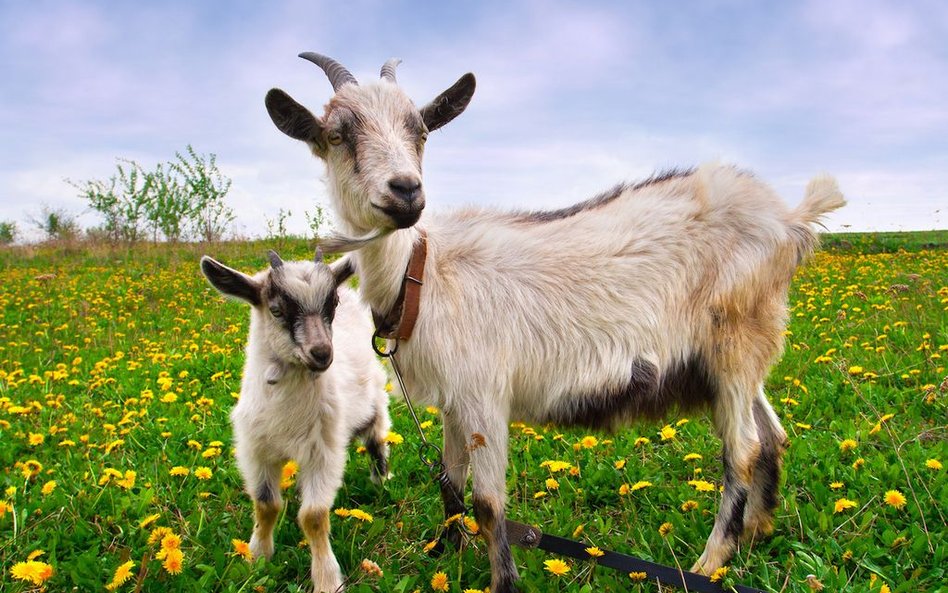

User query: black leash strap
[505,520,765,593]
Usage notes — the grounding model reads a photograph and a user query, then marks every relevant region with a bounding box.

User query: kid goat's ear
[200,256,262,306]
[329,254,356,287]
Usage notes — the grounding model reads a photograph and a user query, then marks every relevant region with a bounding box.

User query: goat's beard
[317,228,392,253]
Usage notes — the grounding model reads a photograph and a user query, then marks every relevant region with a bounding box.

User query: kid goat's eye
[327,131,343,146]
[269,306,283,318]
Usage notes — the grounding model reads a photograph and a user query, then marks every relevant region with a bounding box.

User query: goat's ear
[265,88,327,152]
[420,73,476,132]
[200,256,262,306]
[329,254,356,287]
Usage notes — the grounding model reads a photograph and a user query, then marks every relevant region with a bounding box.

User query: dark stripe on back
[513,168,695,223]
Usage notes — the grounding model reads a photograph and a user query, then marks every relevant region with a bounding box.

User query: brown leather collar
[372,228,427,341]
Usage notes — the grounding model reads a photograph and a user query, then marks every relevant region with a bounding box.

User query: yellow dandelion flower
[681,500,698,512]
[847,366,863,375]
[580,435,599,449]
[28,432,45,446]
[709,566,729,582]
[0,500,11,517]
[201,447,220,459]
[586,546,605,558]
[105,560,135,591]
[194,467,212,480]
[614,459,627,470]
[10,560,54,585]
[545,478,559,490]
[148,526,172,545]
[544,558,571,576]
[880,583,891,593]
[463,589,484,593]
[683,453,703,462]
[572,524,584,538]
[630,480,652,492]
[688,479,716,492]
[534,491,548,499]
[830,481,844,490]
[348,509,374,522]
[385,431,404,445]
[27,550,45,561]
[139,514,160,529]
[21,459,43,479]
[925,458,942,470]
[883,489,907,509]
[169,466,189,477]
[232,539,253,561]
[116,470,136,490]
[839,439,857,453]
[852,458,865,470]
[463,516,479,534]
[422,540,438,554]
[658,522,673,536]
[431,571,449,591]
[834,498,858,513]
[162,548,183,574]
[540,460,573,473]
[41,480,57,495]
[629,571,647,581]
[334,508,351,518]
[660,425,677,440]
[634,436,651,447]
[161,533,182,551]
[618,483,630,496]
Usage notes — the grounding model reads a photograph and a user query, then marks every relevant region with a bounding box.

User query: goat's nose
[308,346,332,371]
[387,176,422,203]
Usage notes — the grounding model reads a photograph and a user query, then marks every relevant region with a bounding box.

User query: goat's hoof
[249,534,274,561]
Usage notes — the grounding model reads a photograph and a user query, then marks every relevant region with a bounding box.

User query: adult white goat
[264,53,846,593]
[200,251,391,593]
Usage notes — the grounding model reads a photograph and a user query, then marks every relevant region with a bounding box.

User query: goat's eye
[419,131,429,143]
[269,306,283,318]
[327,131,343,146]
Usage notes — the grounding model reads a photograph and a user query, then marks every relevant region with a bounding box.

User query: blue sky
[2,0,946,239]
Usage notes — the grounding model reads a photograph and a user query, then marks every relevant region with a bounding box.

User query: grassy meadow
[0,232,945,592]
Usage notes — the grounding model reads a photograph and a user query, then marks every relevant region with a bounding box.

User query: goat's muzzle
[301,344,333,373]
[378,175,425,228]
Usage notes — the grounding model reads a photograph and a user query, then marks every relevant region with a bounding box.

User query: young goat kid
[201,251,391,593]
[264,54,846,592]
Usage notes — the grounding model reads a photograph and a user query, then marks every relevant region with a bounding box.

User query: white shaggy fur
[265,59,846,592]
[201,255,391,593]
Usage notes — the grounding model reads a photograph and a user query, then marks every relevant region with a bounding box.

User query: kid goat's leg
[465,406,520,593]
[693,383,761,575]
[245,461,283,561]
[298,453,346,593]
[362,407,392,485]
[430,412,471,555]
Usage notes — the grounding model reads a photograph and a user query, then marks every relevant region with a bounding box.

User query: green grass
[0,233,945,592]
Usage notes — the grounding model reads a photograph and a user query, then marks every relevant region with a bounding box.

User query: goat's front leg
[429,411,471,556]
[298,451,347,592]
[466,408,520,593]
[242,459,283,561]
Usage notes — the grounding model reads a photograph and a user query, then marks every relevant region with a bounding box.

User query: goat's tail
[788,174,846,264]
[792,174,846,226]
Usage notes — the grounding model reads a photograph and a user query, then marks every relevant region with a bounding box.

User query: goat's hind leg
[742,389,788,541]
[692,385,760,575]
[361,407,392,484]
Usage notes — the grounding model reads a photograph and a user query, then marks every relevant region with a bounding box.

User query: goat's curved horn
[268,250,284,269]
[299,52,358,91]
[380,58,401,83]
